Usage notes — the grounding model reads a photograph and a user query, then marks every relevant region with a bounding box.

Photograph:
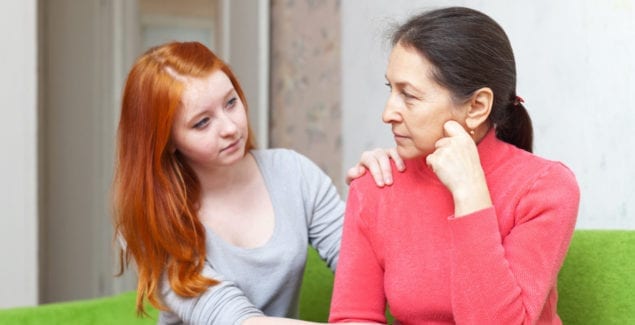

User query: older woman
[330,7,580,324]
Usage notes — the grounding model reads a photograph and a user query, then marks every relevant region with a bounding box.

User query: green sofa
[1,230,632,324]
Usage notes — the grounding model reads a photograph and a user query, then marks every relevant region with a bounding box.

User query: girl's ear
[465,87,493,130]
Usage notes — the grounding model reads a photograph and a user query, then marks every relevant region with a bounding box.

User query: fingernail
[385,177,392,184]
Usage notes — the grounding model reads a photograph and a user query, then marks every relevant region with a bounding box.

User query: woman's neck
[473,122,492,145]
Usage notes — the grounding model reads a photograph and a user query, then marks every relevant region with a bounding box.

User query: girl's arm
[159,263,263,324]
[161,263,384,325]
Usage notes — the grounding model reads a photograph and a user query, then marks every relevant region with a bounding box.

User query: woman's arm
[425,121,493,216]
[447,162,579,324]
[328,181,387,323]
[244,318,381,325]
[427,122,579,323]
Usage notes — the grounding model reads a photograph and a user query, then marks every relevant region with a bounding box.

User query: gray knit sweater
[159,149,344,324]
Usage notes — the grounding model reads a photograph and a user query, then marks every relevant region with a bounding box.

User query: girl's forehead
[181,71,234,107]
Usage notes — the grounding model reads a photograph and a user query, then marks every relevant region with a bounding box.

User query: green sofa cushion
[0,291,157,324]
[0,230,632,324]
[557,230,635,324]
[299,247,334,321]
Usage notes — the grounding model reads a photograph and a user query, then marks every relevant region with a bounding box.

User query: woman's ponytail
[494,96,534,153]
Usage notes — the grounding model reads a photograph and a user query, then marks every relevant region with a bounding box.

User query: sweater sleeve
[329,180,387,323]
[159,263,264,325]
[296,152,345,271]
[448,162,580,324]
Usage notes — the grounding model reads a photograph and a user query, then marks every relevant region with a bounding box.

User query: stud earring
[469,129,476,136]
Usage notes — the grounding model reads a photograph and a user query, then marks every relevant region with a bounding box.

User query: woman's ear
[465,87,493,130]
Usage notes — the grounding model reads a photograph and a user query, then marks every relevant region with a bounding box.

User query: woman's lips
[393,132,409,141]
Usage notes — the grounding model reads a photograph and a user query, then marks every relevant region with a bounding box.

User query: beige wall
[0,0,39,308]
[0,0,338,309]
[270,0,343,191]
[139,0,216,18]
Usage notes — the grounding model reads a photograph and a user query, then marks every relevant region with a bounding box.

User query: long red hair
[113,41,256,315]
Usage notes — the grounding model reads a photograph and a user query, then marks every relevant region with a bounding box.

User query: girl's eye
[193,117,210,129]
[384,82,392,90]
[226,97,237,108]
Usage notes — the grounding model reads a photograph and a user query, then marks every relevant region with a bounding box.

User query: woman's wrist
[451,177,492,217]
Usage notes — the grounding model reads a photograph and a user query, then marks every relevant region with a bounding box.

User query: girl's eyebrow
[185,88,235,125]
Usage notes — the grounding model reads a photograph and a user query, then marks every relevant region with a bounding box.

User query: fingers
[434,137,451,149]
[442,120,466,137]
[364,150,391,187]
[345,165,366,185]
[387,148,406,172]
[436,120,473,149]
[354,147,407,187]
[425,152,433,169]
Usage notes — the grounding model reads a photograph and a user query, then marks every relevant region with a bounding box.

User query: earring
[469,129,476,136]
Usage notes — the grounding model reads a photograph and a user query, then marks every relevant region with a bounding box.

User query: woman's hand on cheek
[346,148,406,187]
[425,120,492,216]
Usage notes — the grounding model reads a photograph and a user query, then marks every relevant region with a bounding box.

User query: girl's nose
[218,113,238,137]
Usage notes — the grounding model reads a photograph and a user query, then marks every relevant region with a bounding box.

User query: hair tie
[513,95,525,107]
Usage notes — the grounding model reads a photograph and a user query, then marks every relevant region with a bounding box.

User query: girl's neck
[194,153,258,195]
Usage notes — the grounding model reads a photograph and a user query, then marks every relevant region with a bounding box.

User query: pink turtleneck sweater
[329,131,580,325]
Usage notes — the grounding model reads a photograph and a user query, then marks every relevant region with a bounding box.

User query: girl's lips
[221,138,241,153]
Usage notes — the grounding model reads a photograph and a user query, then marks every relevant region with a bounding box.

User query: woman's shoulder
[499,144,579,196]
[534,157,579,194]
[517,147,576,182]
[348,159,409,201]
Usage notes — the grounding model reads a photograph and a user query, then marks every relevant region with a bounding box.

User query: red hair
[112,41,256,315]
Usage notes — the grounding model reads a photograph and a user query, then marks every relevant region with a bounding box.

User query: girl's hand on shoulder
[346,148,405,187]
[426,120,492,216]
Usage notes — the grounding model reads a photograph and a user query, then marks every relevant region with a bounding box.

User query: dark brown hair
[393,7,533,152]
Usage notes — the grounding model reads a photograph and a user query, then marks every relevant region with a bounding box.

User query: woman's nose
[382,96,402,124]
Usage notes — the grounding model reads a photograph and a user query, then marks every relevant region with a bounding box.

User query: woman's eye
[384,82,392,90]
[401,90,416,100]
[193,117,210,129]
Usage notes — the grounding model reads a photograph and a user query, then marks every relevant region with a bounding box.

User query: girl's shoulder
[251,148,327,182]
[251,148,311,169]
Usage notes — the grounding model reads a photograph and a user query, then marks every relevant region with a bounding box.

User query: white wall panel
[342,1,635,229]
[0,0,39,308]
